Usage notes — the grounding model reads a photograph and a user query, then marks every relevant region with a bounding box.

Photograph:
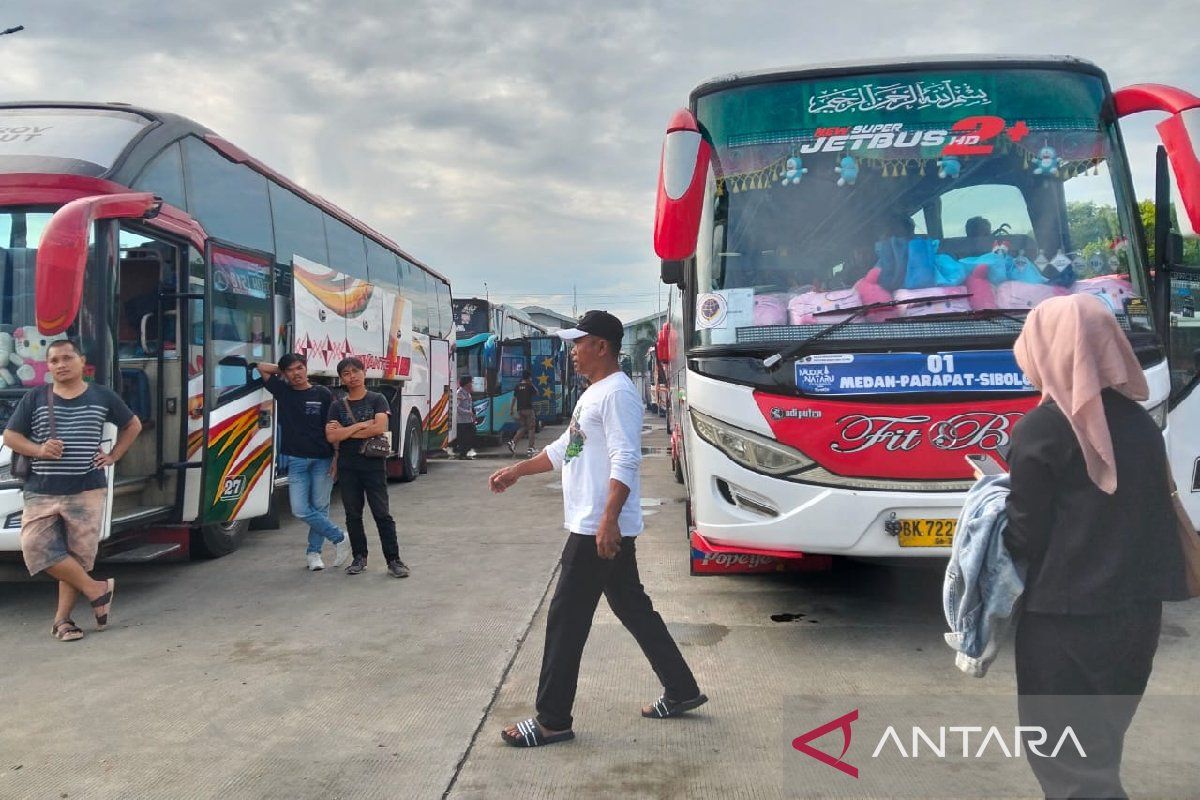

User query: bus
[453,298,570,442]
[0,102,455,561]
[653,56,1200,572]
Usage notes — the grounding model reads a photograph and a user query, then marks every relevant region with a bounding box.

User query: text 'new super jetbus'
[653,56,1200,574]
[0,102,455,562]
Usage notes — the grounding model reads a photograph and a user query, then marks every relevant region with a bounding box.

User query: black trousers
[454,422,474,456]
[337,457,399,562]
[535,533,699,731]
[1015,603,1162,800]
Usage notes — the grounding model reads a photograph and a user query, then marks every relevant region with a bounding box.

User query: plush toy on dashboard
[0,332,18,387]
[835,156,859,187]
[937,156,961,179]
[13,326,67,386]
[781,156,808,185]
[1033,146,1060,176]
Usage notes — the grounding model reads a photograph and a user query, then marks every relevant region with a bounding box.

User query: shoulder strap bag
[340,394,391,459]
[11,385,54,483]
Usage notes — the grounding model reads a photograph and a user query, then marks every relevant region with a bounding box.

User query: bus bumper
[0,485,23,552]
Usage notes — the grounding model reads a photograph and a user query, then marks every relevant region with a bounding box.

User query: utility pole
[572,284,577,318]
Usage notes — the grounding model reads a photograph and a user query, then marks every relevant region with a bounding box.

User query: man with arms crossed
[489,310,706,747]
[257,353,350,572]
[3,340,141,641]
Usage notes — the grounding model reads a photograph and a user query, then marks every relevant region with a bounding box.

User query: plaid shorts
[20,489,108,576]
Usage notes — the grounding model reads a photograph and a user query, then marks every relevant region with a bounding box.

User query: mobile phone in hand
[965,453,1007,476]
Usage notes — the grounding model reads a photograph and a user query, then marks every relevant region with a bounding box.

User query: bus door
[200,243,275,525]
[428,337,452,449]
[528,336,561,423]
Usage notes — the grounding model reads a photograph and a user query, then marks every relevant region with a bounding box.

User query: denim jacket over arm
[943,474,1026,677]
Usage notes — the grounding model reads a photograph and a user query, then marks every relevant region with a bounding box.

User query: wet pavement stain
[1162,623,1190,638]
[770,613,807,623]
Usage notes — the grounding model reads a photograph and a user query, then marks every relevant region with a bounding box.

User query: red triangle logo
[791,708,859,778]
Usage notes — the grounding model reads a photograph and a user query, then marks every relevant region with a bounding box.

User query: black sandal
[90,578,115,630]
[500,718,575,748]
[51,618,84,642]
[642,693,708,719]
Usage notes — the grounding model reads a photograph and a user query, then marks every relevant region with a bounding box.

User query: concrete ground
[1,419,1197,799]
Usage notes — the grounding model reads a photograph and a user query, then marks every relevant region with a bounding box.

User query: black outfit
[265,376,334,459]
[4,384,135,494]
[1004,390,1188,799]
[454,423,475,457]
[536,533,700,732]
[328,391,398,561]
[513,382,536,411]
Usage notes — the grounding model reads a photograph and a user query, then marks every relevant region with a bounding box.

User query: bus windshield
[0,208,53,339]
[692,67,1152,348]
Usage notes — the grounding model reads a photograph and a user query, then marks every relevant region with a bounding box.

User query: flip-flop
[51,618,84,642]
[90,578,115,630]
[500,718,575,748]
[642,693,708,719]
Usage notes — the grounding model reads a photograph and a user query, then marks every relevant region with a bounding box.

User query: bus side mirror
[36,192,163,335]
[1114,84,1200,234]
[654,109,711,262]
[661,260,684,286]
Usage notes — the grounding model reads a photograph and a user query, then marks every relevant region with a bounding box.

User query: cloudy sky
[7,1,1199,323]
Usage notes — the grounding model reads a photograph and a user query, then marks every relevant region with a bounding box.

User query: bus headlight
[689,409,814,476]
[1148,401,1167,430]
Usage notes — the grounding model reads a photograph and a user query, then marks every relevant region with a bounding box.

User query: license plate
[897,518,957,547]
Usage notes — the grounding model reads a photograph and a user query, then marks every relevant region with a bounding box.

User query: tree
[1139,199,1200,266]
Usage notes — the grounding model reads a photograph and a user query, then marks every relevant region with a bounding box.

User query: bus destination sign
[795,351,1034,396]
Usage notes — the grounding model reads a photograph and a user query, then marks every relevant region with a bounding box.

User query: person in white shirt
[488,310,706,748]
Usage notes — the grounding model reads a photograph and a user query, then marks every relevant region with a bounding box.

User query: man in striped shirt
[3,339,141,641]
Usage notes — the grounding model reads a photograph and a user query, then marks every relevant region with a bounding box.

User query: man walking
[257,354,349,572]
[488,311,705,747]
[325,357,410,578]
[453,375,476,459]
[3,339,141,641]
[506,372,538,458]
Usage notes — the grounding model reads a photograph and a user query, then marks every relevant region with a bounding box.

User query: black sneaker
[387,559,410,578]
[345,556,367,575]
[526,448,534,458]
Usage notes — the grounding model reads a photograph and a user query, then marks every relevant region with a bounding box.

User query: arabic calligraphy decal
[809,80,990,115]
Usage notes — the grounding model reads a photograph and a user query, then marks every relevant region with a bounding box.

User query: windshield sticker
[696,292,728,329]
[795,351,1033,396]
[809,80,990,115]
[698,289,754,343]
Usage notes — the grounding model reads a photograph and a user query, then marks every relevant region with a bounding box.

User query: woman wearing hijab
[1006,293,1189,798]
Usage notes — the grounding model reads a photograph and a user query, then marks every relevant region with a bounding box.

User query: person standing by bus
[454,375,476,459]
[325,357,410,578]
[256,354,349,572]
[488,311,705,747]
[506,372,538,458]
[1004,294,1188,798]
[3,339,142,641]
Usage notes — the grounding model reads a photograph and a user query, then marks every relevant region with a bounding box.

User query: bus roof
[689,54,1106,103]
[0,100,449,285]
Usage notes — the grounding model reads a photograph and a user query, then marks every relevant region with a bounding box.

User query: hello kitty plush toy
[12,326,67,386]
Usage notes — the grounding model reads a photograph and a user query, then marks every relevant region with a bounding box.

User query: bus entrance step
[102,542,182,563]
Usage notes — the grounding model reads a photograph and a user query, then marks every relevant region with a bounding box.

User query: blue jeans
[283,455,346,554]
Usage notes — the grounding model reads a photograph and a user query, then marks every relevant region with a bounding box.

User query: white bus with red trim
[0,102,454,561]
[653,57,1200,573]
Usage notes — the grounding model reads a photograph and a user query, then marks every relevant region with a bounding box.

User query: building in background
[520,305,576,332]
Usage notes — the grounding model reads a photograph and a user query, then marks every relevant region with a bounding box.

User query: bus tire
[191,519,248,559]
[398,413,422,483]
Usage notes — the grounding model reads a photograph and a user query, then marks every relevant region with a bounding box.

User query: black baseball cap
[557,310,624,345]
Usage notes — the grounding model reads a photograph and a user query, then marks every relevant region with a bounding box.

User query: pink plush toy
[994,281,1067,310]
[893,287,973,316]
[964,264,998,310]
[12,326,67,386]
[788,288,862,325]
[1071,275,1136,313]
[853,267,898,321]
[752,293,790,326]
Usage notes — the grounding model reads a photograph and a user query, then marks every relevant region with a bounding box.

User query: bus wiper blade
[761,293,972,369]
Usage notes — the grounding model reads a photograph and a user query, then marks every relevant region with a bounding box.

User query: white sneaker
[333,536,351,567]
[466,449,477,459]
[307,552,325,571]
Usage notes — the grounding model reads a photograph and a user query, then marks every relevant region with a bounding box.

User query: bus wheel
[398,414,422,483]
[191,519,248,559]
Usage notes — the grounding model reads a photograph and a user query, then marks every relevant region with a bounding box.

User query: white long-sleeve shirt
[544,371,643,535]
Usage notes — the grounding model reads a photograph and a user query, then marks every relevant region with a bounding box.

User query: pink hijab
[1012,294,1148,494]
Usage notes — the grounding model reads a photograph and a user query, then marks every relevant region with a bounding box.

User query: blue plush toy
[1033,146,1060,176]
[937,156,961,179]
[835,155,858,187]
[781,156,808,185]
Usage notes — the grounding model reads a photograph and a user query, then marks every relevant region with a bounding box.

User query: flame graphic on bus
[205,405,273,519]
[292,262,374,318]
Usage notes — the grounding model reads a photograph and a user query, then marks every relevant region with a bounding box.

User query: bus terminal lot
[2,421,1199,799]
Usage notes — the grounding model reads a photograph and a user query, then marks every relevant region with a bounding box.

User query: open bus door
[1115,84,1200,522]
[198,243,276,540]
